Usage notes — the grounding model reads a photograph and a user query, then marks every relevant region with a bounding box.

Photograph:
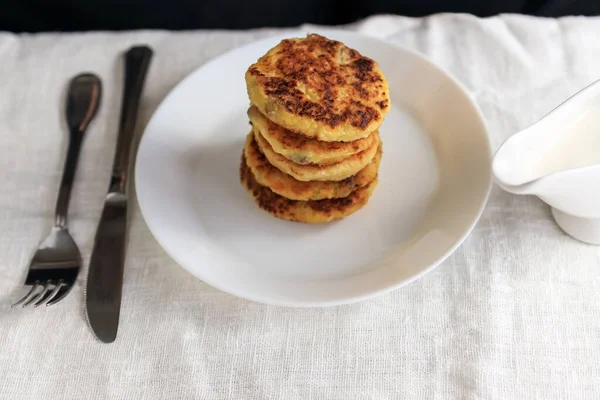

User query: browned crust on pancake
[240,153,378,223]
[254,128,380,182]
[245,33,390,140]
[244,132,381,200]
[248,106,374,165]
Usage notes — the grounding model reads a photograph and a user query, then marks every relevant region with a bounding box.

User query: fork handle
[54,73,102,228]
[54,132,84,228]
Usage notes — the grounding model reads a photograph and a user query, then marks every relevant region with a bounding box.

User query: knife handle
[111,45,153,195]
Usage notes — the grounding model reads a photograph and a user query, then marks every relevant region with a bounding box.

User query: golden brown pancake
[245,33,390,142]
[240,153,378,223]
[244,132,381,201]
[248,106,375,166]
[253,128,379,182]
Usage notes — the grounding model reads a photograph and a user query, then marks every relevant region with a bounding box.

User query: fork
[12,73,102,308]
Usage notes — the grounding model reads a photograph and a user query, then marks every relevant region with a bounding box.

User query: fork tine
[33,281,57,307]
[46,283,72,307]
[11,281,40,308]
[22,281,51,308]
[37,280,63,307]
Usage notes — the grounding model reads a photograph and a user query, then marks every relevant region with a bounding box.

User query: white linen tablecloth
[2,14,600,399]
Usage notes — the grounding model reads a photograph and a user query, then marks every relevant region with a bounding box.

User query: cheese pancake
[245,34,390,142]
[248,106,374,165]
[254,128,380,182]
[240,154,378,223]
[244,132,381,201]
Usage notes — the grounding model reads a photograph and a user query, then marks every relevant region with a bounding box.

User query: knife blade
[86,45,153,343]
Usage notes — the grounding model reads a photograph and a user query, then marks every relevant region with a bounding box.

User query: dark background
[2,0,599,32]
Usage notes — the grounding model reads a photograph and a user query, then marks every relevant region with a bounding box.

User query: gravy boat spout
[493,78,600,244]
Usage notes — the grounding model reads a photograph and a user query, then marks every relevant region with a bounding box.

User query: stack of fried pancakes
[240,34,390,223]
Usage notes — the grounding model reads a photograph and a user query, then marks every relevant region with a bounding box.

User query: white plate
[135,29,492,307]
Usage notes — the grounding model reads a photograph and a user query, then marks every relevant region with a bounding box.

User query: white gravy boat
[493,79,600,244]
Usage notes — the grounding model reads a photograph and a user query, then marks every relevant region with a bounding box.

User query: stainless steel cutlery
[12,73,102,308]
[85,45,153,343]
[13,45,153,344]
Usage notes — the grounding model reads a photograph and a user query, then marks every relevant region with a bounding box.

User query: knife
[86,45,153,343]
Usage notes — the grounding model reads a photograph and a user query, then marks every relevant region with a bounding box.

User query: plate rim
[134,28,493,307]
